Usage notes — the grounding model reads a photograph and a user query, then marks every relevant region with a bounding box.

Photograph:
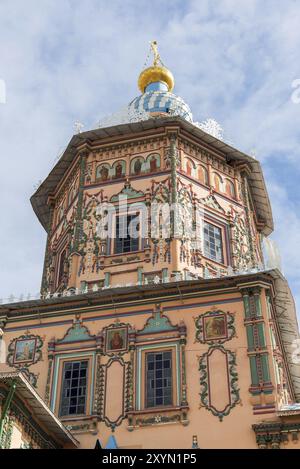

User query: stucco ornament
[231,211,253,271]
[199,345,240,421]
[194,310,236,345]
[6,333,43,387]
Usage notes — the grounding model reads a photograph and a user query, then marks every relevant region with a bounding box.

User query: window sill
[60,414,95,422]
[127,405,189,431]
[59,415,98,435]
[109,250,144,258]
[203,256,228,269]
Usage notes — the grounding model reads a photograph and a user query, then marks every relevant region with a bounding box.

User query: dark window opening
[59,360,88,417]
[203,222,223,263]
[115,213,139,254]
[58,249,67,285]
[146,351,172,408]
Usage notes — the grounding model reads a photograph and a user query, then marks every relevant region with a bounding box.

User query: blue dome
[128,90,193,123]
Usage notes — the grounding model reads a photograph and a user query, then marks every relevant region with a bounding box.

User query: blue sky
[0,0,299,315]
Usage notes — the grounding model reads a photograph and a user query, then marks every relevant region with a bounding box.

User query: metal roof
[270,270,300,401]
[30,116,273,235]
[0,371,79,447]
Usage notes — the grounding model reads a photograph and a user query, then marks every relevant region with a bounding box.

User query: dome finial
[150,40,161,67]
[138,41,175,94]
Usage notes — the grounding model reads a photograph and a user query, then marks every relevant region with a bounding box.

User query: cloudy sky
[0,0,299,315]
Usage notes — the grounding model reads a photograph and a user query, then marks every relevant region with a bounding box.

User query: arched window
[112,160,126,179]
[186,159,192,176]
[185,158,196,177]
[130,157,144,175]
[225,179,235,198]
[96,164,110,182]
[213,173,223,192]
[68,184,76,206]
[198,165,209,185]
[58,249,67,286]
[57,202,64,224]
[147,153,161,172]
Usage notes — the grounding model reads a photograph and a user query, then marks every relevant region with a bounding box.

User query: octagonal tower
[31,45,272,298]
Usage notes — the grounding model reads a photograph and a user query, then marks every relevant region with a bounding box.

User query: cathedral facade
[1,44,300,449]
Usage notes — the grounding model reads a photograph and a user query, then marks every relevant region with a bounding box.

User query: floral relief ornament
[199,345,241,421]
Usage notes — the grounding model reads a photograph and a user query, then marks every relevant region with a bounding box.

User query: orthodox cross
[150,40,161,67]
[74,121,84,134]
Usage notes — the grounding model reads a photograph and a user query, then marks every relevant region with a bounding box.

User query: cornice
[1,272,275,324]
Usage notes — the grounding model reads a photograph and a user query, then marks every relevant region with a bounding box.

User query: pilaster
[239,285,274,408]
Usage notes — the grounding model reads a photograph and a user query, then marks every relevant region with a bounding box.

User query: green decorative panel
[257,323,266,348]
[249,356,259,386]
[242,294,250,319]
[140,310,177,334]
[246,323,266,351]
[199,345,240,421]
[58,317,95,343]
[242,290,262,319]
[261,354,271,382]
[246,325,255,350]
[254,294,262,317]
[249,353,271,390]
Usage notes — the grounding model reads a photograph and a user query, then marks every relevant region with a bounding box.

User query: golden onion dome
[138,41,175,93]
[138,65,174,93]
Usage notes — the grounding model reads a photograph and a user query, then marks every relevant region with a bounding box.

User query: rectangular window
[59,360,88,417]
[115,213,139,254]
[203,222,223,263]
[145,351,172,408]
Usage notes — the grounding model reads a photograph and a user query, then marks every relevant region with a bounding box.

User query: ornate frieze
[87,137,165,164]
[252,422,300,449]
[178,136,235,178]
[0,389,58,448]
[66,423,94,434]
[127,407,189,431]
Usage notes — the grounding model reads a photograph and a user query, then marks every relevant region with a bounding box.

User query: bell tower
[31,42,269,298]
